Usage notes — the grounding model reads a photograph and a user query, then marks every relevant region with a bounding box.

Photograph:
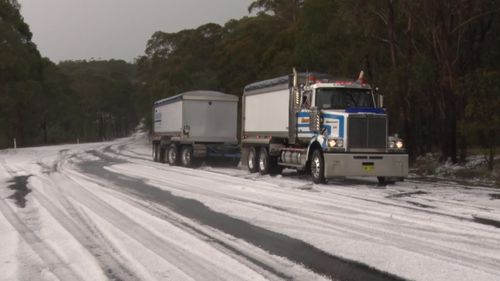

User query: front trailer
[241,72,409,184]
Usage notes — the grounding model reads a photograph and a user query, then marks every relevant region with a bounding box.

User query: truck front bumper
[323,153,408,178]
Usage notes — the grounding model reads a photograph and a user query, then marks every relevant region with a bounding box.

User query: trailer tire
[311,149,326,184]
[180,146,194,167]
[161,146,168,163]
[153,142,160,162]
[258,148,269,175]
[247,147,258,173]
[167,145,179,166]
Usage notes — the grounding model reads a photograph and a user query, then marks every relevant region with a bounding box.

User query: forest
[1,0,499,169]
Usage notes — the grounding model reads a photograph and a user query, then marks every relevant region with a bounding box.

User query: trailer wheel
[258,148,269,175]
[247,147,258,173]
[160,145,167,163]
[152,142,159,162]
[311,149,326,184]
[180,146,194,167]
[167,145,179,166]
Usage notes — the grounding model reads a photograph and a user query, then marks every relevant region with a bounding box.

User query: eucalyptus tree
[0,0,44,147]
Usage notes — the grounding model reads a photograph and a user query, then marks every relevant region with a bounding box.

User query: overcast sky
[17,0,253,62]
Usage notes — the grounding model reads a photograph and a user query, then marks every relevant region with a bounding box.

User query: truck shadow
[279,170,386,188]
[201,158,240,168]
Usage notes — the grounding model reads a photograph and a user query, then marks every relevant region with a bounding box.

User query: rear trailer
[152,91,239,166]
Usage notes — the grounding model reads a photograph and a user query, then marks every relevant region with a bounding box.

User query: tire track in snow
[76,156,405,281]
[0,169,84,281]
[56,148,258,280]
[146,175,500,276]
[2,157,141,281]
[32,177,142,281]
[53,172,253,281]
[94,188,298,281]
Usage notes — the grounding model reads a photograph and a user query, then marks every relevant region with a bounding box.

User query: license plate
[363,163,374,172]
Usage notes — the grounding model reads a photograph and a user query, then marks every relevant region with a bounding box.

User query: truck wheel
[161,146,167,163]
[180,146,194,167]
[247,147,258,173]
[311,149,326,184]
[258,148,269,175]
[167,145,179,166]
[377,177,396,185]
[152,143,159,162]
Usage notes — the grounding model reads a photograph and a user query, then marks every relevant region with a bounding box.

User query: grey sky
[17,0,253,62]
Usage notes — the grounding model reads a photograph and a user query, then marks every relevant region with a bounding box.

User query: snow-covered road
[0,134,499,281]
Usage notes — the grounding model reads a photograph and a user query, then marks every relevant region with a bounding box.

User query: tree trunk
[98,112,105,141]
[15,105,25,147]
[439,93,458,163]
[42,120,48,144]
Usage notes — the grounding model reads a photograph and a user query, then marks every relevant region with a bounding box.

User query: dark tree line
[1,0,499,169]
[137,0,500,169]
[0,0,140,148]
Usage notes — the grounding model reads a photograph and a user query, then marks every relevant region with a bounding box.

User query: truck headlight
[388,136,404,150]
[389,140,396,149]
[396,140,404,149]
[328,139,336,147]
[328,138,344,148]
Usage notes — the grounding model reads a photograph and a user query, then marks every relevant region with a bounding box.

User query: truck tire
[167,145,179,166]
[152,143,159,162]
[248,147,259,173]
[311,149,326,184]
[377,177,396,185]
[258,148,269,175]
[160,146,167,163]
[180,146,194,167]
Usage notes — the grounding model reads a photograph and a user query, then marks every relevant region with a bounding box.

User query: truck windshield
[315,88,374,109]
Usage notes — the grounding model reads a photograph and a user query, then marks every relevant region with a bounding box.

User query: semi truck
[241,70,408,184]
[152,90,239,166]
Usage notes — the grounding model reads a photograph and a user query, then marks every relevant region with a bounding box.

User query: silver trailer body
[154,91,238,143]
[152,91,239,166]
[243,85,290,137]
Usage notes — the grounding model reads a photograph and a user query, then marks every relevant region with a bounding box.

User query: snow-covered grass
[413,153,500,188]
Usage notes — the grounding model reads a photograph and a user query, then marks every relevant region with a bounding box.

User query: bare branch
[452,7,500,33]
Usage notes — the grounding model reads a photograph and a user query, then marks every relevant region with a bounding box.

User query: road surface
[0,133,499,281]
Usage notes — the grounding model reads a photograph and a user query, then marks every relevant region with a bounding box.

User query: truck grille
[348,115,387,149]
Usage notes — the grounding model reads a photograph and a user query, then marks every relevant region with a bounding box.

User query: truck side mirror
[373,87,384,108]
[379,94,384,108]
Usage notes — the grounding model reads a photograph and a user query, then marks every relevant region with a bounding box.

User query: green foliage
[0,0,139,147]
[58,60,139,142]
[0,0,43,147]
[248,0,304,24]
